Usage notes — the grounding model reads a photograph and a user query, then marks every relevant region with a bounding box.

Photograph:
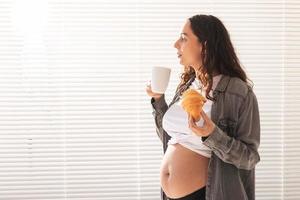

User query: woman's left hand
[188,110,216,137]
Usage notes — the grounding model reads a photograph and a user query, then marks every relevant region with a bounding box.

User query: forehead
[182,20,191,33]
[180,20,193,36]
[182,20,191,31]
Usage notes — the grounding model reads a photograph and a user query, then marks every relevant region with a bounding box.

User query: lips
[177,53,182,58]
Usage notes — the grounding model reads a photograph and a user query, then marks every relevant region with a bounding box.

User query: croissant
[181,88,207,122]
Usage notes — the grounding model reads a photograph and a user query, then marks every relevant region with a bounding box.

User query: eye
[180,36,186,41]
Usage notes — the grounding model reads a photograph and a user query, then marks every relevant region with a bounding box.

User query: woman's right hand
[145,80,163,101]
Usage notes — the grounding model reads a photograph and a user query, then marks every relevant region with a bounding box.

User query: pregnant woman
[146,14,261,200]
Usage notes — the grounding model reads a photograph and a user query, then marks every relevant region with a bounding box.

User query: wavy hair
[175,14,253,101]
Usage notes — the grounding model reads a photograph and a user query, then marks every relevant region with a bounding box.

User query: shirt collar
[214,74,231,92]
[193,74,229,92]
[211,74,223,90]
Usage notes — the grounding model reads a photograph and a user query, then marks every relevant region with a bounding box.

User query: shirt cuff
[151,94,168,110]
[202,125,227,150]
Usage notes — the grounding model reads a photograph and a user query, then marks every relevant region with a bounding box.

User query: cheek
[196,51,203,62]
[181,44,194,57]
[185,49,200,63]
[181,44,201,63]
[190,46,202,62]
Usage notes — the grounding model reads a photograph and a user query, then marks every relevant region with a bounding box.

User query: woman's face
[174,20,204,70]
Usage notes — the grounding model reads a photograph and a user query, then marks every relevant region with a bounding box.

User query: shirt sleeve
[151,94,169,143]
[202,89,261,170]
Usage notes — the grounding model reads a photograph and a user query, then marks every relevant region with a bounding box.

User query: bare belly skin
[160,143,210,199]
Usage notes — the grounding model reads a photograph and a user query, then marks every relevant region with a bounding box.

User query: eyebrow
[181,32,188,37]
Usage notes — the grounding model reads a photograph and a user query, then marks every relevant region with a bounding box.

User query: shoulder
[225,76,253,100]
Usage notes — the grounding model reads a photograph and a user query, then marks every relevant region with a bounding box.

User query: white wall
[0,0,298,199]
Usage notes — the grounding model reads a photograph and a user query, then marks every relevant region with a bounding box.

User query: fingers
[188,114,197,128]
[145,80,163,99]
[200,110,215,135]
[200,110,210,122]
[188,116,197,133]
[145,80,152,94]
[146,80,151,87]
[188,113,208,137]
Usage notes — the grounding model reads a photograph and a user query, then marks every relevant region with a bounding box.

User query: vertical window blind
[0,0,298,199]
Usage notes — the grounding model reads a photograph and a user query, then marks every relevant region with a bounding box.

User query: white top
[162,74,223,158]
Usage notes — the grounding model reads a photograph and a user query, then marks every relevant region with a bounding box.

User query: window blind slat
[0,0,298,199]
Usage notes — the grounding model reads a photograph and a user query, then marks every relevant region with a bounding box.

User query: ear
[202,41,207,55]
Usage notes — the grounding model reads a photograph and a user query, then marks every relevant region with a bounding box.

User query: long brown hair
[175,14,253,102]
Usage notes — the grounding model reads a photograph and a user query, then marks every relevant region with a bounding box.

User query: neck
[194,71,221,81]
[196,72,222,91]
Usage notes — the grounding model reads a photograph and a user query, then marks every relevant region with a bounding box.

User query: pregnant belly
[160,143,210,199]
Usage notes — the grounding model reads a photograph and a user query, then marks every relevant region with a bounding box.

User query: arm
[151,94,169,143]
[203,89,261,170]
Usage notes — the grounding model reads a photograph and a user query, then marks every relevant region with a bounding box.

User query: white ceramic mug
[151,66,171,94]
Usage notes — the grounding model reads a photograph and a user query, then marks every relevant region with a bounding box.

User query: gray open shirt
[151,74,261,200]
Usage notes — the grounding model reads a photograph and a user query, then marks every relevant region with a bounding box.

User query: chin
[179,59,190,67]
[179,59,185,66]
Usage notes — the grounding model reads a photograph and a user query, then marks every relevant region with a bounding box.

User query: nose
[174,39,179,49]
